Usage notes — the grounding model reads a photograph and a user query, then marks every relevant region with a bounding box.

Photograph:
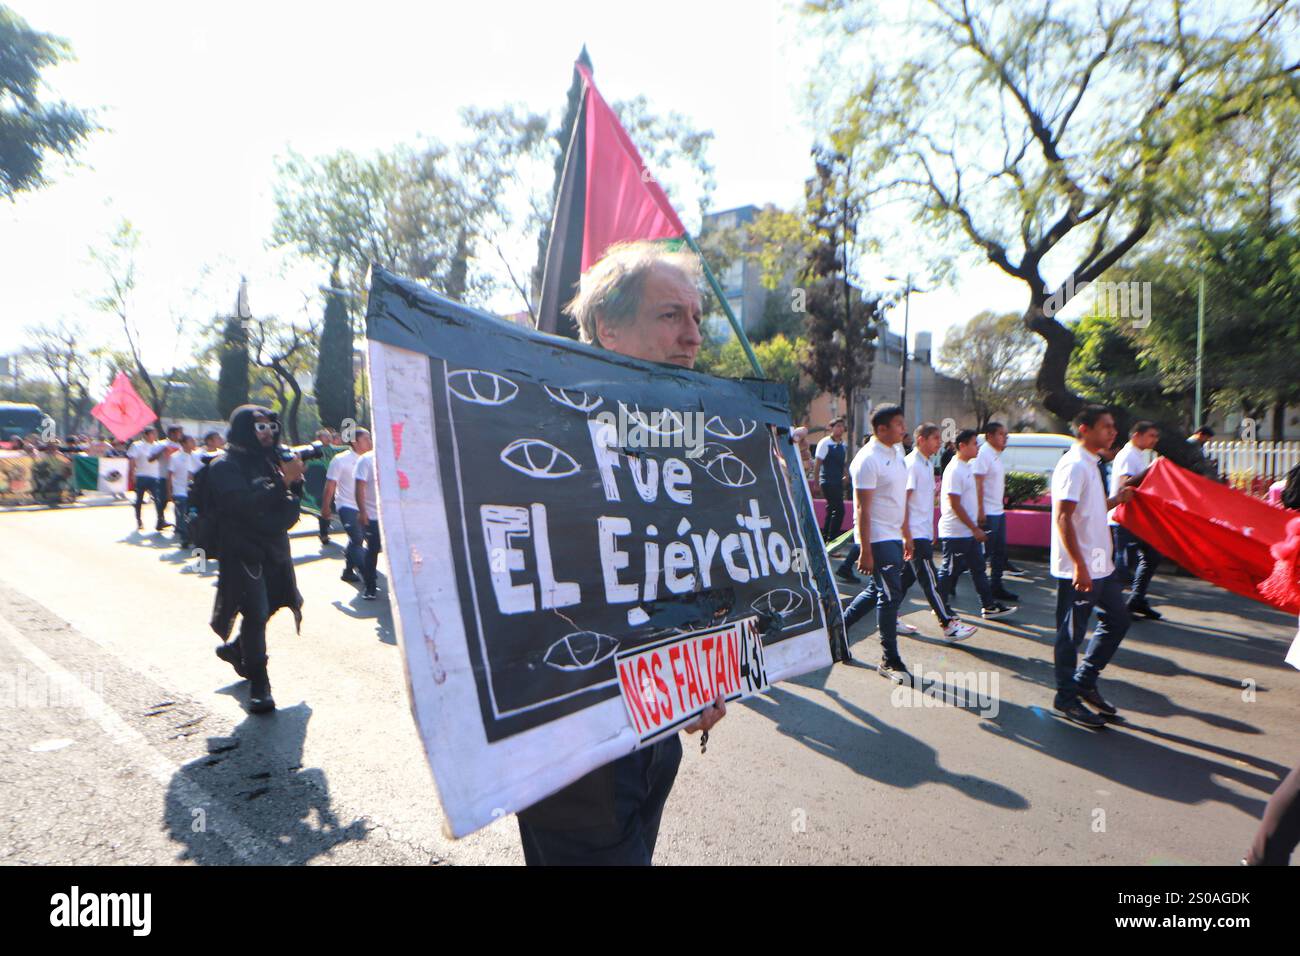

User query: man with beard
[205,406,305,714]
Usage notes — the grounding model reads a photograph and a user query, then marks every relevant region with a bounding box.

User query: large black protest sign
[365,266,844,837]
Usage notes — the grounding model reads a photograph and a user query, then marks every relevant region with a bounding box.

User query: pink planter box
[811,488,1053,549]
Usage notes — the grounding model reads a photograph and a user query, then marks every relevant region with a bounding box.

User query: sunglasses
[253,421,280,435]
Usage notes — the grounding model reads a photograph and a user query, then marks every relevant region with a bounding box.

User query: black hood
[226,405,280,460]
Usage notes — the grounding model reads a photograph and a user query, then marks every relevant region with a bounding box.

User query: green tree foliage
[216,316,249,420]
[314,264,355,431]
[803,0,1300,441]
[0,6,95,200]
[696,334,818,422]
[939,310,1044,429]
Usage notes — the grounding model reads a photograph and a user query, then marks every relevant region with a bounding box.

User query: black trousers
[517,736,683,866]
[821,482,845,539]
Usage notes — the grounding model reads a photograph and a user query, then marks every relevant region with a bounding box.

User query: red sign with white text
[615,616,768,744]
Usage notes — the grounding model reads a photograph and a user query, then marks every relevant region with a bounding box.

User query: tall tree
[0,6,96,200]
[28,319,90,435]
[801,147,883,448]
[806,0,1300,452]
[940,310,1045,429]
[314,263,355,430]
[248,313,316,443]
[89,219,180,425]
[216,280,251,419]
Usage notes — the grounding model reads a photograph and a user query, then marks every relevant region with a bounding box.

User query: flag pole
[682,232,764,377]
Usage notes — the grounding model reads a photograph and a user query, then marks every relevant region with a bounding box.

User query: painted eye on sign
[364,266,845,838]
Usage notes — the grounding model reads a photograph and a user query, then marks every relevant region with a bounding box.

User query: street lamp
[884,274,929,418]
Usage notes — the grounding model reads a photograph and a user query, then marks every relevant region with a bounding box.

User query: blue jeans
[1111,525,1159,601]
[842,539,905,664]
[337,506,364,574]
[938,536,996,609]
[983,513,1008,587]
[517,735,682,865]
[1053,573,1130,700]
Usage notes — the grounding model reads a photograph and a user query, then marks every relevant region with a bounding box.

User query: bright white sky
[2,0,1037,378]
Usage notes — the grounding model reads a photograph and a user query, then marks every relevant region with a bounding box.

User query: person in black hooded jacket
[207,405,305,713]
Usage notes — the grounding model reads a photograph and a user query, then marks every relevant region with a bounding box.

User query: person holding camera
[205,405,305,714]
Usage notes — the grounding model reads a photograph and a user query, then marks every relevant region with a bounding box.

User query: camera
[278,440,326,463]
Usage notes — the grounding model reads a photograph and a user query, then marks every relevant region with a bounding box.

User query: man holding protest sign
[513,241,727,866]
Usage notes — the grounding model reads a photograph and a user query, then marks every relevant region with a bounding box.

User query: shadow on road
[163,703,368,864]
[744,681,1031,810]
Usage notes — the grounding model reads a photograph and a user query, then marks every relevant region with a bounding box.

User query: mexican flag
[536,62,687,338]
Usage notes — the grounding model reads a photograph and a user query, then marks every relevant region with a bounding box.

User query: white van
[979,432,1075,477]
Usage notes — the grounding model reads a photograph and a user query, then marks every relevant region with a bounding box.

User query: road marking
[0,616,289,865]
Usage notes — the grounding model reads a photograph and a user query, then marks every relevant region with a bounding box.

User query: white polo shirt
[1107,440,1149,525]
[848,437,907,543]
[1051,442,1114,579]
[971,440,1006,516]
[127,440,163,479]
[904,449,937,541]
[325,448,359,510]
[167,450,202,497]
[938,456,979,539]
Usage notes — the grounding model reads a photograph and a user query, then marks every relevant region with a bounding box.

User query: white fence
[1202,440,1300,489]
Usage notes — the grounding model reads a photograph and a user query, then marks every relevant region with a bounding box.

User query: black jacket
[208,406,304,639]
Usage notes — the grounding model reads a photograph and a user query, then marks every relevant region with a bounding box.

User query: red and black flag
[536,61,687,337]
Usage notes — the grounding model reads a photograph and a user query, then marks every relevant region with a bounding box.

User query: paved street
[1,499,1296,865]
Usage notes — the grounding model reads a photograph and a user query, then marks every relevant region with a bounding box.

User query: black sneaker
[1128,600,1163,620]
[156,521,173,531]
[1078,685,1121,717]
[981,603,1018,619]
[363,589,378,601]
[341,569,360,583]
[836,567,861,584]
[877,660,914,686]
[1053,695,1106,729]
[215,642,247,679]
[1004,562,1026,575]
[992,586,1019,602]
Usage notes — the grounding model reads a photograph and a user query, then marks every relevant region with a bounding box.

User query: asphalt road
[1,499,1296,865]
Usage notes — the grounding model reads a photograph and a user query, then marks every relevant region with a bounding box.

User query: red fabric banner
[578,63,686,271]
[91,372,156,442]
[1114,457,1300,614]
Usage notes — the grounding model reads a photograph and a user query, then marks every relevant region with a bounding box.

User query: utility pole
[1195,275,1205,430]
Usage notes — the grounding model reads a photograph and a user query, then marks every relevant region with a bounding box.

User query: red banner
[1114,458,1299,614]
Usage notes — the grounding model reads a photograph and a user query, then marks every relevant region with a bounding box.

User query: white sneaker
[943,620,977,642]
[898,621,919,635]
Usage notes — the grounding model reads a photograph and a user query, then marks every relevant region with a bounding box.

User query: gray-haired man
[516,240,725,866]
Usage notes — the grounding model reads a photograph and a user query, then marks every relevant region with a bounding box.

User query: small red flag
[91,372,157,442]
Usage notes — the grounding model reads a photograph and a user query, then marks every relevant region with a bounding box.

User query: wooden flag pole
[682,232,764,377]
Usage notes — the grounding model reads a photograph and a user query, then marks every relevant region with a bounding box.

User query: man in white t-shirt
[1109,420,1163,619]
[167,434,203,549]
[972,422,1019,602]
[323,428,371,584]
[902,423,977,642]
[937,430,1017,619]
[840,404,914,683]
[126,426,170,531]
[1049,404,1135,729]
[354,447,383,601]
[815,418,849,543]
